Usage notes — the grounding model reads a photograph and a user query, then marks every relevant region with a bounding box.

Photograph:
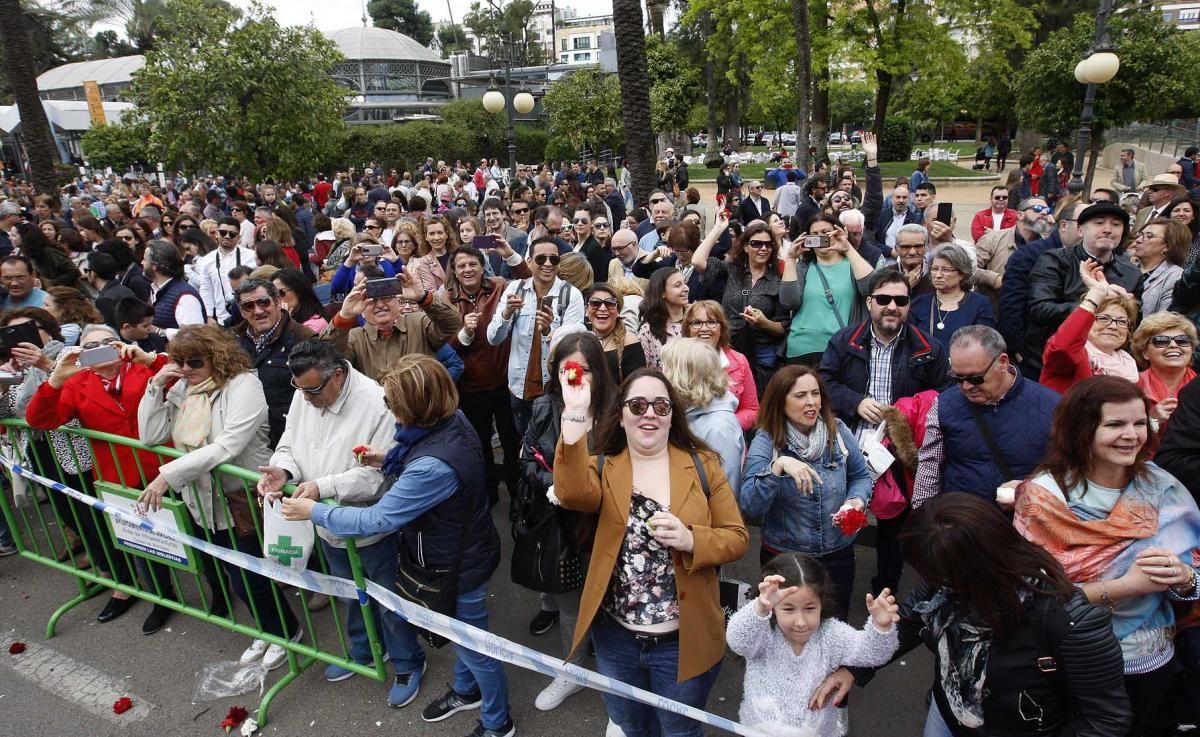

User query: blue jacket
[997,229,1061,362]
[686,393,744,496]
[938,375,1059,500]
[740,420,872,556]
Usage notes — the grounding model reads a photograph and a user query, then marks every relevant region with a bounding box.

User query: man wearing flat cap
[1022,202,1141,379]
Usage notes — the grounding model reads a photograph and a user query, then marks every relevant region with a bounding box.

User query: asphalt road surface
[1,501,934,737]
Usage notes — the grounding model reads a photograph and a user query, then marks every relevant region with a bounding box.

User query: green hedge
[336,118,553,174]
[878,118,917,163]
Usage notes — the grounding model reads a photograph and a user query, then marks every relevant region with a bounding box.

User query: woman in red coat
[1040,260,1138,395]
[26,325,175,632]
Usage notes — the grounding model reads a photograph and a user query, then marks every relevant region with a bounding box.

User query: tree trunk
[0,0,58,193]
[701,11,723,167]
[612,0,657,206]
[723,79,740,150]
[790,0,812,172]
[872,69,892,138]
[975,117,984,145]
[810,0,831,166]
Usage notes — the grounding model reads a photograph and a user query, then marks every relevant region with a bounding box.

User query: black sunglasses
[747,239,773,250]
[238,296,274,312]
[290,370,338,395]
[871,294,911,307]
[533,254,561,266]
[171,356,206,369]
[217,229,239,237]
[623,397,673,417]
[587,297,618,309]
[948,354,1000,386]
[1149,334,1193,348]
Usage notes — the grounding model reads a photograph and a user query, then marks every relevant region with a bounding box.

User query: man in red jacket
[970,185,1019,242]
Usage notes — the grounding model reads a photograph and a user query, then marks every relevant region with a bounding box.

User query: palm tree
[0,0,58,193]
[612,0,657,207]
[61,0,170,51]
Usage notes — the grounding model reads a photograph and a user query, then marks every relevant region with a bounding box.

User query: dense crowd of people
[0,132,1199,737]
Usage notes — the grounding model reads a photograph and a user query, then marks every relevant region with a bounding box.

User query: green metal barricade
[0,418,388,724]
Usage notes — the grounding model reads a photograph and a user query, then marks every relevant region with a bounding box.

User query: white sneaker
[605,720,626,737]
[263,629,303,671]
[534,676,584,711]
[239,638,269,664]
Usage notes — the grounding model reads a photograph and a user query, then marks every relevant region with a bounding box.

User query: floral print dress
[602,491,679,627]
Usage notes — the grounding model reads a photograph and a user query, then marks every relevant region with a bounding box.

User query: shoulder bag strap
[812,262,846,329]
[689,450,711,499]
[966,402,1014,480]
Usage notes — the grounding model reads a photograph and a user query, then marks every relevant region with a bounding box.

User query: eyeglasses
[949,354,1000,386]
[276,286,291,297]
[688,319,719,329]
[238,296,274,312]
[217,229,239,237]
[623,397,673,417]
[747,239,773,250]
[587,297,618,309]
[81,337,119,350]
[870,294,911,307]
[173,357,207,369]
[1150,334,1193,348]
[573,218,591,225]
[1094,314,1129,328]
[533,253,561,266]
[289,370,337,395]
[1135,231,1159,241]
[930,266,959,275]
[593,221,610,229]
[1023,204,1052,214]
[831,194,850,202]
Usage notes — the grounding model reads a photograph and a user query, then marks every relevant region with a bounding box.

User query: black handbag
[510,443,586,594]
[395,531,464,649]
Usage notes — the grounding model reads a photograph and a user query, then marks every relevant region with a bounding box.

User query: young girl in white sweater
[727,553,900,737]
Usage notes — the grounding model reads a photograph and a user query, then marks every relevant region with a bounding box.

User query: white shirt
[885,210,906,248]
[991,211,1005,232]
[238,219,256,249]
[196,245,258,322]
[149,279,205,339]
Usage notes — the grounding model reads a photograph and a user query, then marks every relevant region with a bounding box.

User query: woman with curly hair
[412,214,459,292]
[43,286,102,346]
[137,325,299,669]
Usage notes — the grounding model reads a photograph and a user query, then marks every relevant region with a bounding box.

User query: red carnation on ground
[832,507,868,535]
[220,706,249,732]
[563,361,584,387]
[8,642,26,654]
[112,696,134,714]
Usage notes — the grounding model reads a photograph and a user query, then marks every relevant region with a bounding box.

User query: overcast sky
[227,0,613,32]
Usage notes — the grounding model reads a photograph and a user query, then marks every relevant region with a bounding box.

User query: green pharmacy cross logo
[268,536,303,566]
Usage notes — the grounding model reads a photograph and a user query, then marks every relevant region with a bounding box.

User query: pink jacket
[723,347,759,430]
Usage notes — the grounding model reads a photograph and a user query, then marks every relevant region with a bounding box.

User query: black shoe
[422,687,483,723]
[141,604,172,635]
[465,719,515,737]
[528,609,558,636]
[97,596,136,623]
[208,591,230,617]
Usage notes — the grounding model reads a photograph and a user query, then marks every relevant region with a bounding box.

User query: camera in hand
[805,234,831,249]
[365,277,404,300]
[360,244,384,258]
[0,321,43,361]
[78,345,120,367]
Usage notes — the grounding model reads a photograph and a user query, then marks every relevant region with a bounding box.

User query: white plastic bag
[262,497,314,571]
[192,660,268,701]
[860,424,895,483]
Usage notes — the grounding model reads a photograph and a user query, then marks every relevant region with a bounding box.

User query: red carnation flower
[112,696,134,714]
[563,360,584,387]
[8,642,26,654]
[832,507,868,535]
[220,705,249,732]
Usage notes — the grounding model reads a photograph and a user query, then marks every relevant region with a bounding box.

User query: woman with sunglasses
[682,300,759,430]
[572,206,613,283]
[553,367,748,737]
[1014,377,1200,737]
[1040,260,1139,395]
[137,325,300,668]
[1131,312,1196,430]
[584,283,645,381]
[740,365,871,617]
[272,267,328,333]
[1131,218,1186,315]
[778,213,875,367]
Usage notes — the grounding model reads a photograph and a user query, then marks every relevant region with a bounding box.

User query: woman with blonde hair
[136,325,299,668]
[682,300,759,429]
[557,252,594,293]
[1041,261,1139,394]
[662,338,744,494]
[1131,311,1197,427]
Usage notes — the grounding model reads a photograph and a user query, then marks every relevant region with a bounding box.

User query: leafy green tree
[542,68,623,154]
[1014,11,1200,189]
[367,0,434,46]
[92,29,138,57]
[828,79,874,131]
[464,0,542,65]
[129,0,346,180]
[436,23,471,56]
[80,120,153,169]
[439,98,506,157]
[644,34,701,135]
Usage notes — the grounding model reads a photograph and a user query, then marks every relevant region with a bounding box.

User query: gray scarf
[785,420,829,463]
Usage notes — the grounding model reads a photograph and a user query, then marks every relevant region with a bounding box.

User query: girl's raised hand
[755,574,799,616]
[865,588,899,630]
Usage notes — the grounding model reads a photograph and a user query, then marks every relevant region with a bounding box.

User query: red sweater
[723,347,759,430]
[1039,307,1103,395]
[26,355,169,487]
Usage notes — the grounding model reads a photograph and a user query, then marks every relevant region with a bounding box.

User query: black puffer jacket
[234,313,315,448]
[517,394,595,552]
[854,584,1130,737]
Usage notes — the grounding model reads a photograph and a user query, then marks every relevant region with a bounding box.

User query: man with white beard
[972,197,1055,302]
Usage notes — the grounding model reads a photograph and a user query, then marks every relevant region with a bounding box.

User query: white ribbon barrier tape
[4,461,771,737]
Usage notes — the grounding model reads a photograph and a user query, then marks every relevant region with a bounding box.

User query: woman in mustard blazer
[554,367,748,737]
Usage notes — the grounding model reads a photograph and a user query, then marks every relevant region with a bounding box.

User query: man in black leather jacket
[1024,202,1140,379]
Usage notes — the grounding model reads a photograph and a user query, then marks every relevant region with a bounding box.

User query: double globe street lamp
[482,74,535,185]
[1067,0,1120,196]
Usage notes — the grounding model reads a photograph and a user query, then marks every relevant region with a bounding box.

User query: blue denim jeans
[451,582,511,730]
[590,613,721,737]
[321,535,424,673]
[924,702,955,737]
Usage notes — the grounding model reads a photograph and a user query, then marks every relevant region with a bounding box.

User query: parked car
[849,130,864,144]
[828,131,844,145]
[779,132,797,145]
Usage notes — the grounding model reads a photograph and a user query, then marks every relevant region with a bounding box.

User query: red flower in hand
[112,696,134,714]
[220,706,249,732]
[8,642,26,654]
[832,507,868,535]
[563,360,584,387]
